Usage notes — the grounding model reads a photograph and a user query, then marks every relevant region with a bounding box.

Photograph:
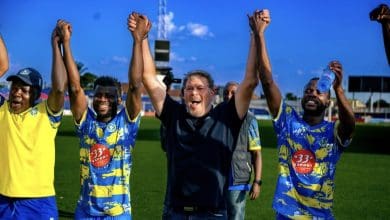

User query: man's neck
[302,114,324,126]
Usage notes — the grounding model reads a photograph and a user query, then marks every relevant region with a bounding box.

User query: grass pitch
[55,116,390,219]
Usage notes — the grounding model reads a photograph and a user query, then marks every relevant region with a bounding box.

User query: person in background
[250,9,355,219]
[0,20,67,219]
[0,34,9,75]
[141,9,260,218]
[57,12,148,219]
[370,4,390,65]
[223,81,262,220]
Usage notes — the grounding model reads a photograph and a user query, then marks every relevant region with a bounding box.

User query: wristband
[253,179,262,186]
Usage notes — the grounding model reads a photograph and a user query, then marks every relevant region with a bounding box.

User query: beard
[97,110,115,121]
[94,102,118,121]
[301,97,327,117]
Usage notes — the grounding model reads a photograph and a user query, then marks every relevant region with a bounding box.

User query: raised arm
[0,34,9,77]
[126,12,149,119]
[370,4,390,65]
[47,22,67,113]
[381,18,390,65]
[59,19,87,122]
[234,31,259,120]
[330,61,355,143]
[250,10,282,118]
[140,23,166,116]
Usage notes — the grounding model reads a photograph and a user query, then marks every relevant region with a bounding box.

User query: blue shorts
[0,195,58,220]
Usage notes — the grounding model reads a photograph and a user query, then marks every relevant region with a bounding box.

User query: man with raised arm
[141,11,260,219]
[370,4,390,65]
[58,13,148,219]
[0,21,67,219]
[249,9,355,219]
[0,34,9,76]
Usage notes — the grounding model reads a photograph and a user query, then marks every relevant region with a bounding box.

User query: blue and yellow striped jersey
[272,101,350,219]
[75,107,140,217]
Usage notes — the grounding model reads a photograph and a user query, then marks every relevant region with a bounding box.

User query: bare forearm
[254,32,281,117]
[246,36,257,78]
[142,39,166,115]
[63,41,87,120]
[253,150,262,181]
[381,21,390,64]
[0,34,9,77]
[142,39,156,81]
[47,43,66,113]
[335,88,355,140]
[62,42,80,89]
[51,43,67,92]
[236,36,259,119]
[249,150,262,200]
[129,40,143,90]
[127,39,143,118]
[255,33,272,79]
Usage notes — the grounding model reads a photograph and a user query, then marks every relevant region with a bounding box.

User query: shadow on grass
[136,128,161,141]
[57,130,77,137]
[59,210,74,219]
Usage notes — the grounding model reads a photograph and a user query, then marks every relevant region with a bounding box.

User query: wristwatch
[253,179,262,186]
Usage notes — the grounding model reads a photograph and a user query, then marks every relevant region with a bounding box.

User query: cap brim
[6,75,33,86]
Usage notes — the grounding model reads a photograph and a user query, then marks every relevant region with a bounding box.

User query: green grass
[55,116,390,219]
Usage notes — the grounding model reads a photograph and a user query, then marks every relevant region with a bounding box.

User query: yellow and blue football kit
[273,101,351,220]
[0,96,62,219]
[0,99,62,197]
[74,107,140,218]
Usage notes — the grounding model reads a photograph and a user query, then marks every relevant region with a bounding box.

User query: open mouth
[306,100,316,106]
[11,100,22,108]
[304,98,320,108]
[96,103,110,111]
[189,100,201,109]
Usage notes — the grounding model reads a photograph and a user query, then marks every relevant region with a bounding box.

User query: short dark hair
[182,70,214,90]
[223,81,239,94]
[307,77,331,98]
[93,76,122,97]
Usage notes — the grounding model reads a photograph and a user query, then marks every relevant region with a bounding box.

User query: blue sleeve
[273,101,287,132]
[0,95,4,106]
[45,101,63,128]
[248,115,261,151]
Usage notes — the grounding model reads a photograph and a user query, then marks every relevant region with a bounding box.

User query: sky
[0,0,389,103]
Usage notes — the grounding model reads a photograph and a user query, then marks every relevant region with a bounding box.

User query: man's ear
[209,87,216,95]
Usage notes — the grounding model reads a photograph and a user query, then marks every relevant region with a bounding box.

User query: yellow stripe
[90,185,128,197]
[101,168,130,178]
[285,187,332,210]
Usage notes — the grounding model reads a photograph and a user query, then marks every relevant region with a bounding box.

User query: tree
[285,92,298,100]
[76,61,88,75]
[80,72,98,89]
[374,99,390,108]
[365,99,390,108]
[75,61,97,89]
